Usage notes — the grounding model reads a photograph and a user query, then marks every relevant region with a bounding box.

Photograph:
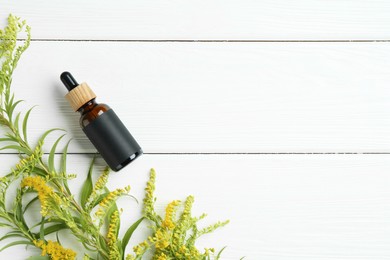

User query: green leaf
[7,99,23,123]
[216,246,227,259]
[0,232,24,242]
[48,134,66,173]
[116,240,123,259]
[37,128,64,145]
[0,137,15,142]
[0,240,34,252]
[31,167,47,177]
[23,196,39,213]
[60,139,72,174]
[121,217,144,253]
[22,106,35,143]
[5,133,19,142]
[13,190,23,222]
[0,145,31,155]
[89,192,109,209]
[39,217,45,240]
[43,223,67,236]
[80,157,95,209]
[26,256,50,260]
[56,232,61,245]
[60,139,72,194]
[14,111,21,132]
[30,218,64,231]
[0,223,12,228]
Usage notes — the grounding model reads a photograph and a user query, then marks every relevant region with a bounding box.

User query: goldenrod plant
[0,14,229,260]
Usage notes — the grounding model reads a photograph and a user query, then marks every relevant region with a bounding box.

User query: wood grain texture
[0,154,389,259]
[0,0,389,40]
[3,41,390,153]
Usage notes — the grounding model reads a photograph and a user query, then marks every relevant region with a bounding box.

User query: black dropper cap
[61,71,79,91]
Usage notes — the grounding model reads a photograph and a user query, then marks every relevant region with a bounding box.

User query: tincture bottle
[60,72,142,171]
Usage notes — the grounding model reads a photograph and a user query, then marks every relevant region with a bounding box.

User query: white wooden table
[1,1,390,259]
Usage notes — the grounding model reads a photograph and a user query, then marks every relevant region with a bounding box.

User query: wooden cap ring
[65,82,97,111]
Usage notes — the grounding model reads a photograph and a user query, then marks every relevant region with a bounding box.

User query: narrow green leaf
[121,217,144,253]
[72,216,82,225]
[14,111,21,132]
[60,139,72,194]
[60,139,72,174]
[39,217,45,240]
[80,157,95,209]
[0,223,12,228]
[37,128,64,145]
[22,106,35,143]
[0,137,15,142]
[0,232,24,242]
[216,246,227,259]
[5,133,19,142]
[0,145,31,155]
[117,240,123,259]
[30,218,64,231]
[43,223,67,236]
[91,192,109,209]
[23,196,39,213]
[98,235,108,252]
[56,232,61,245]
[31,167,47,177]
[0,240,33,252]
[48,134,66,173]
[7,99,23,123]
[239,257,246,260]
[13,190,23,222]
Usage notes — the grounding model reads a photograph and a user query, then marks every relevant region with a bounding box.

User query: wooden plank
[0,0,389,40]
[3,41,390,153]
[0,154,389,258]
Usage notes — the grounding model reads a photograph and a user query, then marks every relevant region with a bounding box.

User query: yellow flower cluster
[173,244,209,259]
[162,200,180,230]
[13,141,42,175]
[107,210,120,259]
[150,229,171,250]
[122,170,229,260]
[143,168,157,221]
[21,176,55,216]
[94,167,110,191]
[133,240,149,256]
[156,252,168,260]
[172,196,194,246]
[34,240,76,260]
[95,186,130,220]
[107,210,119,244]
[86,167,110,210]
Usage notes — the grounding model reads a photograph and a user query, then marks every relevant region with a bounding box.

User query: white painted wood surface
[1,155,390,259]
[0,0,390,40]
[8,42,390,153]
[0,1,390,259]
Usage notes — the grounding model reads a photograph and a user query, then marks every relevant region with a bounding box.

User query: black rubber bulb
[61,71,79,91]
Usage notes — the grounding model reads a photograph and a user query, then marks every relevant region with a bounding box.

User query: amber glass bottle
[60,72,142,171]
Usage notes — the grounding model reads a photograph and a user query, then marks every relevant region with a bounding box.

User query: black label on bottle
[83,109,142,171]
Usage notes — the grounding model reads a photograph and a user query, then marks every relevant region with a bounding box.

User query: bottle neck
[78,99,97,114]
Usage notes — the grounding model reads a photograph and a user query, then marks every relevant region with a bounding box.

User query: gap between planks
[1,152,390,155]
[17,39,390,43]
